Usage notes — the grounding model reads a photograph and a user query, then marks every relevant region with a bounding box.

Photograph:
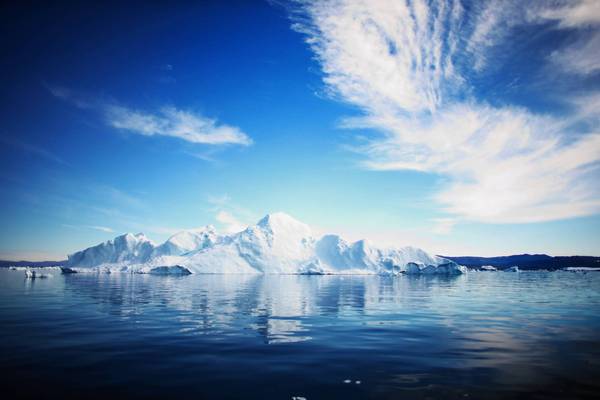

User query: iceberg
[66,212,466,276]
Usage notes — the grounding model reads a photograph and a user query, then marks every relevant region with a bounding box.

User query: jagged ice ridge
[66,213,466,275]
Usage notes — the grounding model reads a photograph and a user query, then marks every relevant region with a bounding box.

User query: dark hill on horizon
[442,254,600,270]
[0,260,66,268]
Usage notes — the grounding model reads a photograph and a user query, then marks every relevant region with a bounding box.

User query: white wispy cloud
[534,0,600,76]
[215,210,246,233]
[88,225,115,233]
[466,0,516,72]
[63,224,116,233]
[45,84,93,109]
[550,31,600,75]
[207,194,253,233]
[294,0,600,229]
[48,85,252,146]
[537,0,600,28]
[105,105,252,146]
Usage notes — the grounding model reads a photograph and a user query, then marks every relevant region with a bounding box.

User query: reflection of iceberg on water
[252,318,312,344]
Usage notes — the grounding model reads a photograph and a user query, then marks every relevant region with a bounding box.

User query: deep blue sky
[1,0,599,260]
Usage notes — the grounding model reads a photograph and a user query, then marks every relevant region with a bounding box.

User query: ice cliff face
[67,212,466,275]
[67,233,155,267]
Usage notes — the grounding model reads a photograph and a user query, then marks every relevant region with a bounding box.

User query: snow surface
[152,226,218,257]
[67,212,466,275]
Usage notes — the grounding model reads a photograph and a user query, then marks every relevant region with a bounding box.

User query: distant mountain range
[442,254,600,270]
[0,259,66,268]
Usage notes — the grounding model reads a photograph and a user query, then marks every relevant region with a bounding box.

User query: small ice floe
[343,379,352,384]
[355,380,361,385]
[24,270,52,279]
[480,265,497,271]
[292,397,307,400]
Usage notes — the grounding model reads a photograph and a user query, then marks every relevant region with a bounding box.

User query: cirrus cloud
[105,105,252,146]
[48,84,252,147]
[293,0,600,228]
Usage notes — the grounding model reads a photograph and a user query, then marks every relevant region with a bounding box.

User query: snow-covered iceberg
[66,232,155,267]
[66,212,466,275]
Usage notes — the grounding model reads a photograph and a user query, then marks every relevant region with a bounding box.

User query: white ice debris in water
[563,267,600,271]
[344,379,352,384]
[24,269,52,279]
[66,212,467,275]
[292,397,307,400]
[10,266,62,271]
[355,381,361,385]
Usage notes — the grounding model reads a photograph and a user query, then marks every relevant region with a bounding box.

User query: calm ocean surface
[1,269,599,399]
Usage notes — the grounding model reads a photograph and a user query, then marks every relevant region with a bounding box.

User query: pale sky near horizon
[0,0,599,260]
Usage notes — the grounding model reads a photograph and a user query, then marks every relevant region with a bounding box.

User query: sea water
[1,269,599,399]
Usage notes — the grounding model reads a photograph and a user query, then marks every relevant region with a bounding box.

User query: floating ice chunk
[24,270,51,279]
[480,265,497,271]
[343,379,352,384]
[355,380,361,384]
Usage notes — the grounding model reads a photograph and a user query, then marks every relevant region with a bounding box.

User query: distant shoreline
[2,254,600,272]
[442,254,600,271]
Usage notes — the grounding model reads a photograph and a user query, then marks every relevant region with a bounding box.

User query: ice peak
[256,212,312,237]
[134,232,150,241]
[258,212,306,228]
[117,233,136,242]
[117,232,152,244]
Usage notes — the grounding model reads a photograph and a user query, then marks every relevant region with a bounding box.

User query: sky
[0,0,599,260]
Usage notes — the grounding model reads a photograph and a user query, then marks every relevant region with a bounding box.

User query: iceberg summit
[66,212,466,275]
